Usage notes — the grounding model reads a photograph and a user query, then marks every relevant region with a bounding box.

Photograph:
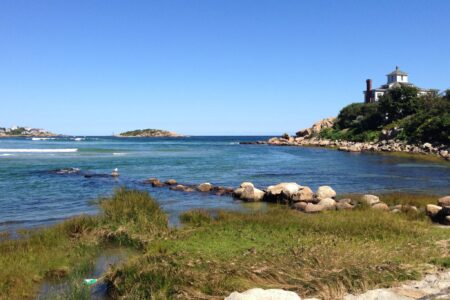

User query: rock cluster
[263,136,450,161]
[426,196,450,225]
[144,177,233,196]
[240,117,449,161]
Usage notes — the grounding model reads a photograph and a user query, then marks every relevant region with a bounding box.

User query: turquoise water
[1,136,449,232]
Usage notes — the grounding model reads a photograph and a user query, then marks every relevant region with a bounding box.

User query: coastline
[1,188,449,299]
[241,136,450,162]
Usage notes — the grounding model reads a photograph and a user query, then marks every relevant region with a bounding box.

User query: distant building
[364,66,435,103]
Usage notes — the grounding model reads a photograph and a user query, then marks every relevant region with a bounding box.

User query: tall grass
[0,188,167,300]
[107,207,449,299]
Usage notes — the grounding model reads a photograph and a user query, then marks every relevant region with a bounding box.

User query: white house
[364,66,434,103]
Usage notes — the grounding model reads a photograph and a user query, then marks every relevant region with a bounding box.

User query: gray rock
[291,202,308,211]
[336,202,354,210]
[344,289,413,300]
[225,288,301,300]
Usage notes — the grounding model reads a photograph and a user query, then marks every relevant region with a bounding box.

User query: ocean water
[0,136,449,232]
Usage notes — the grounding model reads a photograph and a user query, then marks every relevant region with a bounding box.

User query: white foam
[73,137,85,141]
[0,153,14,156]
[113,152,126,156]
[0,149,78,153]
[31,137,55,141]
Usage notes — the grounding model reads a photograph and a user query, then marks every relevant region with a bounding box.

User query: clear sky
[1,0,449,135]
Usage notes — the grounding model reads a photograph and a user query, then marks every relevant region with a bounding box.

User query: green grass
[106,207,449,299]
[1,189,449,299]
[0,188,167,300]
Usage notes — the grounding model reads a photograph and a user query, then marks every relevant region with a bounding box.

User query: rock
[197,182,213,192]
[426,204,443,217]
[337,198,353,204]
[240,182,254,189]
[360,195,380,206]
[318,198,336,209]
[316,186,336,200]
[265,182,301,203]
[225,288,301,300]
[431,207,450,225]
[291,186,314,202]
[233,184,265,202]
[344,288,413,300]
[295,128,312,137]
[371,202,389,211]
[165,179,177,185]
[304,203,325,213]
[390,208,401,214]
[281,133,290,139]
[336,202,354,210]
[146,178,164,187]
[291,202,308,211]
[241,186,265,202]
[170,184,185,191]
[438,196,450,207]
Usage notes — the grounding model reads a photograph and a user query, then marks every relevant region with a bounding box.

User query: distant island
[0,126,59,137]
[117,129,184,137]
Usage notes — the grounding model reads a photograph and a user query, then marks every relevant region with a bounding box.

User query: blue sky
[1,1,449,135]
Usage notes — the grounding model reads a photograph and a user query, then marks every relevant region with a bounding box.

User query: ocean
[1,136,449,232]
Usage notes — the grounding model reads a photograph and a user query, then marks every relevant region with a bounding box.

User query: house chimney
[365,79,372,103]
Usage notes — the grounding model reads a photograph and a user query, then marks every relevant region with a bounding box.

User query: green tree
[378,86,420,123]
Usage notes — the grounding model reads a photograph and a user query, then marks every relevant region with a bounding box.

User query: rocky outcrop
[118,129,183,137]
[261,135,450,161]
[296,117,336,138]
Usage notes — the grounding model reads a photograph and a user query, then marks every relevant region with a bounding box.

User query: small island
[0,126,59,138]
[117,128,184,137]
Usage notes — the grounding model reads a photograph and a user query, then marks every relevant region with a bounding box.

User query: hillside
[319,86,450,146]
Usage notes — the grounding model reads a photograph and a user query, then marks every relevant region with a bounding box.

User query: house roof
[387,66,408,76]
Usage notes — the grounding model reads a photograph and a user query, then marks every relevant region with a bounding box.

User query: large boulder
[265,182,307,203]
[233,183,265,202]
[225,288,301,300]
[438,196,450,207]
[371,202,389,211]
[360,195,380,206]
[316,186,336,200]
[318,198,336,210]
[197,182,213,192]
[426,204,442,217]
[164,179,177,185]
[304,203,325,213]
[291,202,308,211]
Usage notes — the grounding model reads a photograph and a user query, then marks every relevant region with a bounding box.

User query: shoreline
[1,188,449,299]
[241,136,450,162]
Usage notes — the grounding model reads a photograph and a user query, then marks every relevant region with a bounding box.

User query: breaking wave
[0,148,78,153]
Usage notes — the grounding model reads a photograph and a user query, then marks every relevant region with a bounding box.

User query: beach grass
[1,189,448,299]
[0,188,167,300]
[107,207,449,299]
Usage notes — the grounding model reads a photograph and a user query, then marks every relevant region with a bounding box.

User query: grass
[106,207,450,299]
[1,189,449,299]
[0,188,167,300]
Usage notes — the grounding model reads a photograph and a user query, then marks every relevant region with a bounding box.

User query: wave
[31,137,56,141]
[113,152,127,156]
[0,153,14,156]
[0,148,78,153]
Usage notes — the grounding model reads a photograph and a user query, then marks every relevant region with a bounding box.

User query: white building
[364,66,434,103]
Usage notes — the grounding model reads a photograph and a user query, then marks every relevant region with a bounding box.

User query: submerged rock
[197,182,213,192]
